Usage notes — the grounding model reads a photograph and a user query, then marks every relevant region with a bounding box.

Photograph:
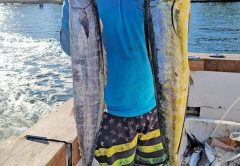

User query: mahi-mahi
[145,0,191,164]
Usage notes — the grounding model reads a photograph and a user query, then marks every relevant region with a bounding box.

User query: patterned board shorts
[94,108,167,166]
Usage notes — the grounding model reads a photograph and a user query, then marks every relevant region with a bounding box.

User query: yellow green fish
[145,0,191,164]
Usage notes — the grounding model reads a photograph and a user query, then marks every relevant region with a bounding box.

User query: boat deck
[0,99,80,166]
[0,53,239,166]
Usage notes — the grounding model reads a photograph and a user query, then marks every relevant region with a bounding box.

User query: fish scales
[69,0,106,165]
[145,0,190,165]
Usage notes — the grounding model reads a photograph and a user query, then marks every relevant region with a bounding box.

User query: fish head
[147,0,190,37]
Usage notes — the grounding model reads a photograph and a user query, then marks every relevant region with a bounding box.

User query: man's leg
[135,109,167,165]
[94,112,138,166]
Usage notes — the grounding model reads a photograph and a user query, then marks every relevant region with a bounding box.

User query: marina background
[0,2,239,140]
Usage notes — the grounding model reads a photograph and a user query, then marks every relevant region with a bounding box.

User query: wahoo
[68,0,106,165]
[145,0,191,164]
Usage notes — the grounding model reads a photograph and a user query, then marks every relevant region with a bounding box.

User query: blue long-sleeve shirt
[61,0,156,117]
[60,0,70,55]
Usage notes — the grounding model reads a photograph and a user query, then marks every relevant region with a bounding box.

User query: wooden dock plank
[0,99,80,166]
[189,52,240,73]
[189,60,205,71]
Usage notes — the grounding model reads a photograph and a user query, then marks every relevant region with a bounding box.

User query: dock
[0,52,239,166]
[189,52,240,73]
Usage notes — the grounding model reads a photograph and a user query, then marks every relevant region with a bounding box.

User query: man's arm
[60,1,103,56]
[60,0,70,56]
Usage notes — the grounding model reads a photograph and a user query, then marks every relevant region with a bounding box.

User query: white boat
[0,53,239,166]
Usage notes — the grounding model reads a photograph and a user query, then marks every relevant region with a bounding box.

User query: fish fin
[80,9,89,38]
[184,133,194,157]
[96,14,107,86]
[171,0,177,35]
[101,42,108,86]
[186,132,195,146]
[190,74,194,86]
[191,134,204,146]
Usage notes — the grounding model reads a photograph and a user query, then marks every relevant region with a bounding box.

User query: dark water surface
[189,2,240,53]
[0,2,239,140]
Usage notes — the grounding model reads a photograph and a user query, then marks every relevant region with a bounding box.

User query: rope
[210,96,240,138]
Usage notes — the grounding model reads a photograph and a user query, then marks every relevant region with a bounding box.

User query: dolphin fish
[68,0,106,165]
[145,0,191,164]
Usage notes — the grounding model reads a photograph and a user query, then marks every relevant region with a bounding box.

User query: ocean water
[0,4,72,140]
[0,2,239,140]
[189,2,240,53]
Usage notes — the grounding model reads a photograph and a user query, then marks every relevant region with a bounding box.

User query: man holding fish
[60,0,190,165]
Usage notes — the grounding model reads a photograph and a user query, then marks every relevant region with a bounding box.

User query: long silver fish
[69,0,106,165]
[189,148,202,166]
[145,0,190,164]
